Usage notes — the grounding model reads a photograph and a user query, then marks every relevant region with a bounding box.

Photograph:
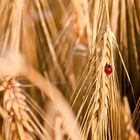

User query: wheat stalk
[0,76,49,140]
[70,0,124,139]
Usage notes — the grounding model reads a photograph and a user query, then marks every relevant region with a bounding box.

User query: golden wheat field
[0,0,139,140]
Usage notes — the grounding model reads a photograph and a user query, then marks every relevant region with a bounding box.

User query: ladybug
[104,64,112,75]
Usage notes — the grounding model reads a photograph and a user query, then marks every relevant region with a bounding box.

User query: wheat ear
[1,76,49,140]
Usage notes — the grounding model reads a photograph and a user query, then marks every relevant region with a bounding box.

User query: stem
[105,0,110,27]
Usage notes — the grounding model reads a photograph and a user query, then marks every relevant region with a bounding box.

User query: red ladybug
[104,64,112,75]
